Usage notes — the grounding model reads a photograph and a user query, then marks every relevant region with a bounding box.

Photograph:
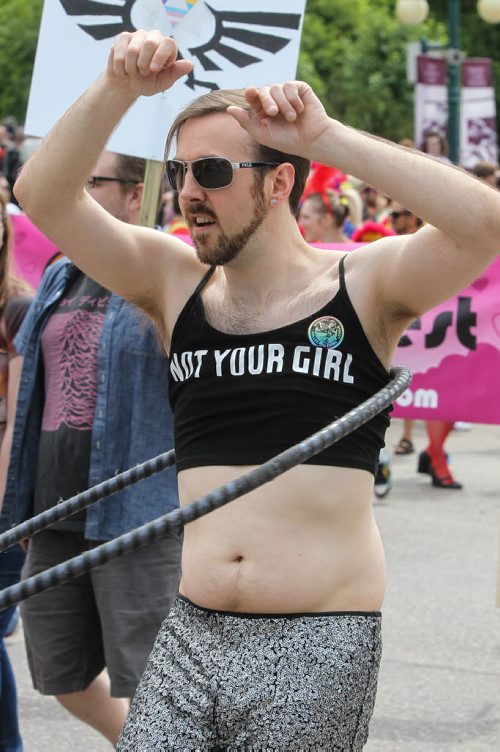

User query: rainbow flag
[162,0,199,28]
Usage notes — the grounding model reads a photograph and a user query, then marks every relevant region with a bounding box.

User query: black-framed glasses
[166,157,280,192]
[86,176,138,189]
[390,210,412,220]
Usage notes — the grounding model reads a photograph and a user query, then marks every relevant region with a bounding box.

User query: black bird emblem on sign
[59,1,302,91]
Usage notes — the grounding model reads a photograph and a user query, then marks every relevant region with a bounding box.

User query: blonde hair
[339,188,363,228]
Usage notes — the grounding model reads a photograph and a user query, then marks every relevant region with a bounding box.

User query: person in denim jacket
[0,152,181,747]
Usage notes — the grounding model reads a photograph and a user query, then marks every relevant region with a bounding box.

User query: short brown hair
[472,161,497,179]
[114,154,146,193]
[422,130,448,156]
[166,89,310,216]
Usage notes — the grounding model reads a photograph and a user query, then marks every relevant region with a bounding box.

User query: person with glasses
[389,203,423,238]
[1,151,182,746]
[12,31,500,750]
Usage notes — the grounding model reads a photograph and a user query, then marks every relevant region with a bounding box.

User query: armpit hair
[127,290,169,354]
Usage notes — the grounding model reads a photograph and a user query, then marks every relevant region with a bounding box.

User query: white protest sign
[26,0,306,161]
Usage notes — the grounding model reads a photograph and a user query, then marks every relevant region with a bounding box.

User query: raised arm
[14,32,198,311]
[228,82,500,318]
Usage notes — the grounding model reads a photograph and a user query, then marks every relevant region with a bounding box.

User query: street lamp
[396,0,500,163]
[395,1,429,26]
[478,0,500,23]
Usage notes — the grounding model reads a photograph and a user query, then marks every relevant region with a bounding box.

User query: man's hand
[107,30,193,98]
[227,82,331,159]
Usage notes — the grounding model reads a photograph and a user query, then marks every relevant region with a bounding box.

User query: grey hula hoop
[0,450,176,554]
[0,366,411,611]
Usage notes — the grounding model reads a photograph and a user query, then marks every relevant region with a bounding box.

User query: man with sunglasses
[2,150,182,746]
[13,30,500,751]
[390,202,423,237]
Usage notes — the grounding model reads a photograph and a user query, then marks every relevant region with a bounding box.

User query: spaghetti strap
[170,267,215,351]
[193,266,216,296]
[338,254,349,291]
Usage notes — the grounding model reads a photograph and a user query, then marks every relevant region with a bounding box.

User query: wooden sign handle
[139,159,164,228]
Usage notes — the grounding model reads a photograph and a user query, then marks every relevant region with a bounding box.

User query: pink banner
[392,257,500,423]
[11,214,60,288]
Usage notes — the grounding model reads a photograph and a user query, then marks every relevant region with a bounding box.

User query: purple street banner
[460,58,498,169]
[414,55,497,167]
[414,55,448,150]
[25,0,306,161]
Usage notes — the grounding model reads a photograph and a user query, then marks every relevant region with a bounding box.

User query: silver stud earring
[270,198,278,206]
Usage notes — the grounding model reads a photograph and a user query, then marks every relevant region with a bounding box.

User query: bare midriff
[177,464,385,614]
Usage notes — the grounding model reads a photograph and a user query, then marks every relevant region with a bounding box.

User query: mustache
[184,202,217,221]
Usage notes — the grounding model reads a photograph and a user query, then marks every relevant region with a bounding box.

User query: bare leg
[56,670,130,746]
[424,420,462,489]
[395,419,415,454]
[401,419,415,442]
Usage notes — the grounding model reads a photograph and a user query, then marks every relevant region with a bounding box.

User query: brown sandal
[394,438,414,455]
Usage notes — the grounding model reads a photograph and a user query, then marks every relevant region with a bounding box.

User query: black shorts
[20,529,182,697]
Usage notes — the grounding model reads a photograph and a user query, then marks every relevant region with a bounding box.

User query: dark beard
[194,185,269,266]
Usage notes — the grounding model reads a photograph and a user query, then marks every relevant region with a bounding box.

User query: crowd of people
[1,32,499,749]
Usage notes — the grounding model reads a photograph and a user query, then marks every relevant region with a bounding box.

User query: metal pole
[447,0,461,164]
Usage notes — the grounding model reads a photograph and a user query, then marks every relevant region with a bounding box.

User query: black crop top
[169,255,391,475]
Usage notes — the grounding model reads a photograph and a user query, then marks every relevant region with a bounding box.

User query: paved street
[4,419,500,751]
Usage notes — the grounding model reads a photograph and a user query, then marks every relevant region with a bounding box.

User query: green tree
[298,0,446,141]
[299,0,500,144]
[0,0,43,123]
[1,0,499,145]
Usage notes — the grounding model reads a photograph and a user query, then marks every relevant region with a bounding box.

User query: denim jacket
[0,259,178,540]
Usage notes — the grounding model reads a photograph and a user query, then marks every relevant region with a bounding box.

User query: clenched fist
[106,29,193,98]
[227,82,332,161]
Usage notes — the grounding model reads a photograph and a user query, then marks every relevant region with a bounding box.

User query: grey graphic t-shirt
[34,272,111,531]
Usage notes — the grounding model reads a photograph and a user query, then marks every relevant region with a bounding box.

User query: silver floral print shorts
[118,594,382,751]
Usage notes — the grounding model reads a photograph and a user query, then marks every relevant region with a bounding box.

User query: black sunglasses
[166,157,280,191]
[86,176,139,189]
[390,210,413,219]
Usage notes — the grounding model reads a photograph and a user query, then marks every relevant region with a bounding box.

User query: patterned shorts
[118,594,382,751]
